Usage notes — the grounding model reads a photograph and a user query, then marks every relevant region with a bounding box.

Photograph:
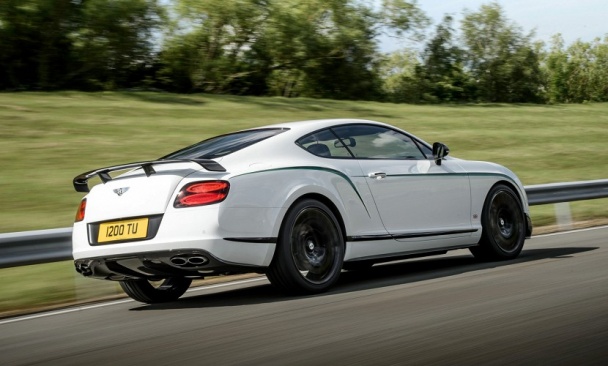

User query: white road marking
[0,277,267,326]
[186,277,266,293]
[533,225,608,238]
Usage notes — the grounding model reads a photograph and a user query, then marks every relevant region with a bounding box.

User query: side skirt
[343,244,478,264]
[347,228,478,242]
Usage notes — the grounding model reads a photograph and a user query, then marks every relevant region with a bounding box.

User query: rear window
[162,128,288,160]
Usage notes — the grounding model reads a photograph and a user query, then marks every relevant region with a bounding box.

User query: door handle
[368,172,387,179]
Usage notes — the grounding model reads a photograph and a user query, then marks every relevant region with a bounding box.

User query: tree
[280,0,428,99]
[414,15,472,103]
[0,0,164,90]
[378,49,422,103]
[261,0,382,99]
[0,0,79,89]
[377,0,429,40]
[159,0,270,93]
[460,2,543,102]
[160,0,427,98]
[544,35,608,103]
[69,0,165,89]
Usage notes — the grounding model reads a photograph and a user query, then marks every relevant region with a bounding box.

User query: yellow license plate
[98,218,149,243]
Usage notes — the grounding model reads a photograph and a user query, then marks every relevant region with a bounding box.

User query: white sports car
[72,119,531,303]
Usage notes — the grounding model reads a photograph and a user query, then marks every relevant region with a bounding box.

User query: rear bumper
[74,249,265,281]
[72,208,278,273]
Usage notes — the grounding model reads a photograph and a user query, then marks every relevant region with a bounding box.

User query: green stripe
[354,172,517,183]
[233,166,370,217]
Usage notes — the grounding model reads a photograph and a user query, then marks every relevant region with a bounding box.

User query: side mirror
[432,142,450,165]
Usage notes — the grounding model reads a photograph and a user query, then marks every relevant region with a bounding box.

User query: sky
[379,0,608,52]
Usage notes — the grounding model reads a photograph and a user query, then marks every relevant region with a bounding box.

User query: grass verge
[1,92,608,232]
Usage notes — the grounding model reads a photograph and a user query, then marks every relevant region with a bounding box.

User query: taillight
[174,181,230,208]
[75,198,87,222]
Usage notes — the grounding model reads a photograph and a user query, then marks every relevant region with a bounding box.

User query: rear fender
[222,168,370,240]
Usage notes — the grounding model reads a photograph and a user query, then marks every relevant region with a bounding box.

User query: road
[1,227,607,365]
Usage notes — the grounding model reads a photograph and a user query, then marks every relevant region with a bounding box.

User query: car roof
[212,118,435,168]
[254,119,393,135]
[238,118,432,151]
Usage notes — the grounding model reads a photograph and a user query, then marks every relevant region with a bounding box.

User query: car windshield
[162,128,288,160]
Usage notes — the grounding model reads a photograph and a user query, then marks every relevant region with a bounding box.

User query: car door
[295,127,390,240]
[331,124,473,242]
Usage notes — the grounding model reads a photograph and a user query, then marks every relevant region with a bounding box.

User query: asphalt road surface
[1,227,607,365]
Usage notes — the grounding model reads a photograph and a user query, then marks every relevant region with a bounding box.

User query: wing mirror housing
[432,142,450,165]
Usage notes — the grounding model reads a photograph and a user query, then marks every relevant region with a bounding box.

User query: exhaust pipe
[170,255,209,267]
[187,256,208,265]
[75,261,93,276]
[170,256,188,266]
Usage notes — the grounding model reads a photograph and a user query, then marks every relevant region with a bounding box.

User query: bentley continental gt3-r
[72,119,532,303]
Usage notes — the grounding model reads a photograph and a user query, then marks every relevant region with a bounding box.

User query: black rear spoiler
[73,159,226,193]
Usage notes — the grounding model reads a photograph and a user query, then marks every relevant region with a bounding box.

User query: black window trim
[161,127,290,160]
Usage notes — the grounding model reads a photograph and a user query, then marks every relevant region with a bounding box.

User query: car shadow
[129,246,597,311]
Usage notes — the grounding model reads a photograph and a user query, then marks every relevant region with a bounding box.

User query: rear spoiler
[73,159,226,193]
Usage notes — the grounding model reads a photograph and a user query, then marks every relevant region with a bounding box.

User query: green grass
[0,260,122,315]
[1,91,607,233]
[1,92,608,316]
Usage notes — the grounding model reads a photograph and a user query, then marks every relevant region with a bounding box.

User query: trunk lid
[83,163,201,223]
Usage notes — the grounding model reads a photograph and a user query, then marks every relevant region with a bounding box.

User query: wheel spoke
[267,199,344,293]
[470,185,526,261]
[290,207,340,285]
[489,191,523,253]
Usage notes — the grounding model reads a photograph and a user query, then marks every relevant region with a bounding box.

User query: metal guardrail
[525,179,608,205]
[1,179,607,269]
[0,228,72,269]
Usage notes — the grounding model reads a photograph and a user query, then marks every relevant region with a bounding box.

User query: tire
[267,199,345,294]
[119,277,192,304]
[470,184,526,261]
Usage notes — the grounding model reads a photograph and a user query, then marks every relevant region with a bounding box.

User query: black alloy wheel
[470,184,526,261]
[267,199,344,294]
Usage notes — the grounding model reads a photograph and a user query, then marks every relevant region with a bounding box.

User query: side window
[414,139,433,159]
[296,129,353,158]
[331,125,426,160]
